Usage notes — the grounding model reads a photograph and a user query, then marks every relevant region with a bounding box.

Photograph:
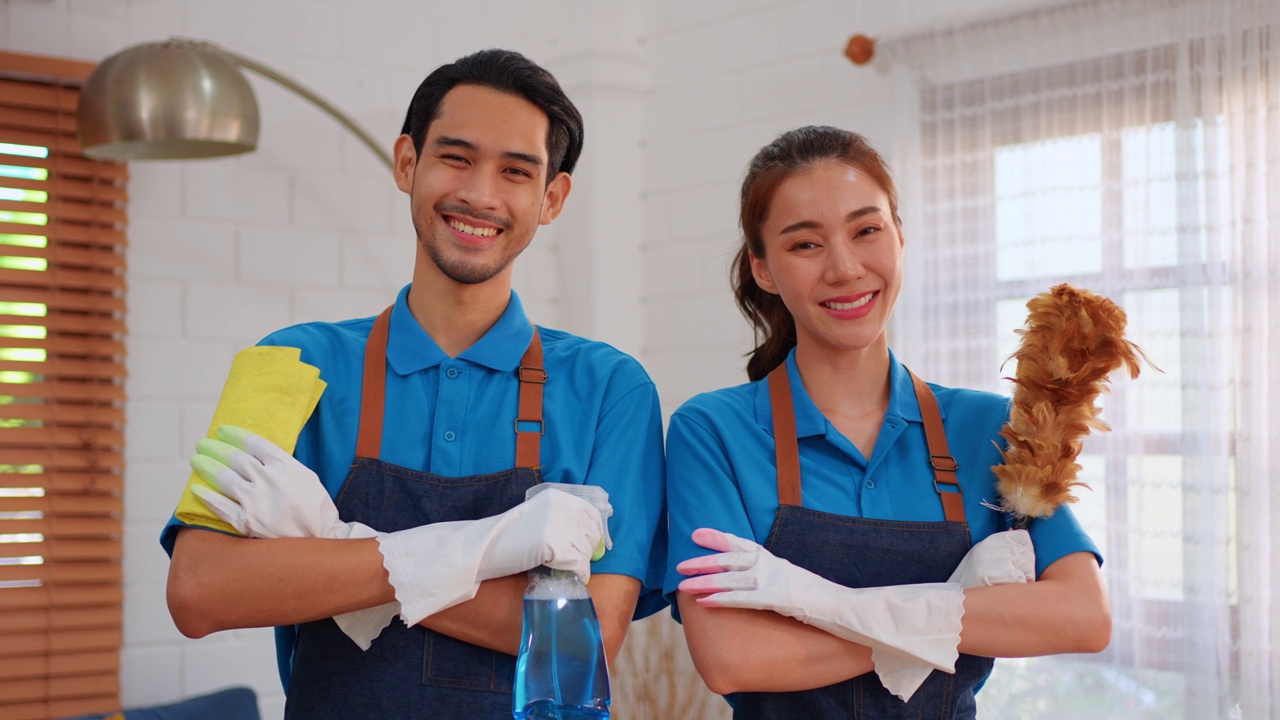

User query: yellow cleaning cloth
[175,345,327,534]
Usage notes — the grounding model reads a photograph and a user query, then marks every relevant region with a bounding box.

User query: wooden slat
[44,313,131,334]
[0,175,128,205]
[0,337,127,358]
[0,245,129,274]
[0,105,76,136]
[0,447,124,470]
[0,405,125,426]
[0,628,120,659]
[0,287,125,314]
[0,51,95,83]
[0,474,123,493]
[46,226,129,249]
[0,562,122,585]
[0,129,86,159]
[0,223,129,249]
[0,517,123,540]
[0,497,120,517]
[0,494,121,515]
[0,359,123,380]
[0,78,78,113]
[0,649,117,681]
[0,267,125,293]
[0,155,128,183]
[0,679,45,705]
[48,694,122,720]
[50,672,119,701]
[0,198,127,227]
[0,535,122,558]
[0,426,124,449]
[0,605,117,633]
[0,382,125,402]
[0,583,120,610]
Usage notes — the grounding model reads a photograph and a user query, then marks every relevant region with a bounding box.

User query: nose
[823,242,865,285]
[454,167,502,211]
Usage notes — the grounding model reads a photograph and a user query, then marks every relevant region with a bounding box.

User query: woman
[665,126,1110,718]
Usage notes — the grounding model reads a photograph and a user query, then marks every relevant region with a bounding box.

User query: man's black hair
[400,49,585,179]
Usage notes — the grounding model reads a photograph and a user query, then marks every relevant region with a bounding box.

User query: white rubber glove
[948,529,1035,588]
[189,426,398,649]
[189,425,373,540]
[377,486,602,626]
[677,528,964,702]
[874,529,1038,700]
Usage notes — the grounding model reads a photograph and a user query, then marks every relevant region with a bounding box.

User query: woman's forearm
[678,551,1109,694]
[677,592,875,694]
[958,551,1111,658]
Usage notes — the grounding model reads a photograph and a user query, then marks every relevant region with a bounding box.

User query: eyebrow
[433,136,544,168]
[778,206,882,235]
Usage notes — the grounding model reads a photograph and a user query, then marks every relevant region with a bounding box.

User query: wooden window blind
[0,51,127,720]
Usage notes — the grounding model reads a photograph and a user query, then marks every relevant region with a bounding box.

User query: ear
[538,172,573,225]
[393,135,417,194]
[749,251,779,295]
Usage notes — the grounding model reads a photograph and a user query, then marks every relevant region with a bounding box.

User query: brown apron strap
[355,307,392,459]
[356,308,545,470]
[514,328,546,470]
[768,364,803,507]
[909,370,967,524]
[767,361,967,522]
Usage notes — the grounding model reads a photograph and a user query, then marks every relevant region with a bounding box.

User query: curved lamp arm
[189,39,395,173]
[194,40,394,173]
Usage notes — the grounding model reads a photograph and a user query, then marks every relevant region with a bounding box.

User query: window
[0,51,127,720]
[907,23,1278,719]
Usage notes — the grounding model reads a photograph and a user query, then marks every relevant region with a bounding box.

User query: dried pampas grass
[992,284,1149,524]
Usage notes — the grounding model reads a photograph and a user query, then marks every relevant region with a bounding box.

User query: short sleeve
[664,409,758,619]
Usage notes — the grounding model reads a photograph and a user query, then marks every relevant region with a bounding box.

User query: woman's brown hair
[733,125,903,380]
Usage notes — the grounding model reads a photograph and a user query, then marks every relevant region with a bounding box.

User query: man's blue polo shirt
[161,285,667,682]
[664,348,1100,612]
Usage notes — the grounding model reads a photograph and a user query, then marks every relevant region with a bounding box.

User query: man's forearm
[167,527,396,637]
[419,575,526,655]
[421,573,640,664]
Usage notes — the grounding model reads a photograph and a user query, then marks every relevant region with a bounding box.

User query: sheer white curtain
[889,1,1280,717]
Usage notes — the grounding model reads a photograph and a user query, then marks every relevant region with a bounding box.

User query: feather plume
[992,284,1149,522]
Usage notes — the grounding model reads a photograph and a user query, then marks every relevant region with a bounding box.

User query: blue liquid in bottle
[513,568,610,719]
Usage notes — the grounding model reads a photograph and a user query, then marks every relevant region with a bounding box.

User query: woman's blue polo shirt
[664,348,1100,612]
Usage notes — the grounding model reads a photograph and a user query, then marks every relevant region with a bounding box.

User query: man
[162,49,666,718]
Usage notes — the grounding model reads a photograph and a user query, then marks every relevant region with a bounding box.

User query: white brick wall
[0,0,1055,716]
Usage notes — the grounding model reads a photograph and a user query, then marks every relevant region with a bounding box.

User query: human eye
[856,224,882,238]
[438,153,469,165]
[503,166,534,179]
[789,239,819,251]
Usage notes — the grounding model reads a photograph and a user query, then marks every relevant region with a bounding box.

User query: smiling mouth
[448,218,501,238]
[822,293,876,311]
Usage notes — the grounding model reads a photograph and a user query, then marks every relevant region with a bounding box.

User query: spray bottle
[512,483,613,720]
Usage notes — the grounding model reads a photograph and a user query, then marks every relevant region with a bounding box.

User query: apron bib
[731,365,993,720]
[285,307,547,719]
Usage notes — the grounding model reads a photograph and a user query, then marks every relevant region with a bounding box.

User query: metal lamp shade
[77,40,261,161]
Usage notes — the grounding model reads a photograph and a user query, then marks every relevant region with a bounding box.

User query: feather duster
[992,284,1148,526]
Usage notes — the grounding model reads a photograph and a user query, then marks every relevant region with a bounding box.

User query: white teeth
[448,219,499,238]
[823,294,874,311]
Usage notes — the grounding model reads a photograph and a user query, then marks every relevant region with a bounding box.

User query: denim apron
[285,306,548,719]
[731,365,994,719]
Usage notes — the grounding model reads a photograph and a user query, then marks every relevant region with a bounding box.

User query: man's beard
[413,202,521,285]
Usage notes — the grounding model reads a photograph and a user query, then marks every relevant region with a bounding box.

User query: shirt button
[443,431,457,441]
[865,479,876,489]
[445,368,459,379]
